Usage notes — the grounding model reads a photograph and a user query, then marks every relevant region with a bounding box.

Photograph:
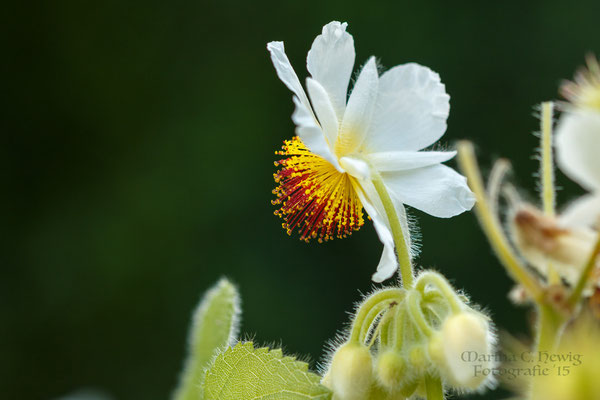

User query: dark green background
[4,0,599,399]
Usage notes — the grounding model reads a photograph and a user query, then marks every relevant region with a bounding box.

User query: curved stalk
[406,290,434,337]
[349,289,404,344]
[457,141,544,303]
[415,271,463,314]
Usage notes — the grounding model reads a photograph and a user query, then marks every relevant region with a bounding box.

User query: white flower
[556,57,600,228]
[556,111,600,227]
[268,21,475,282]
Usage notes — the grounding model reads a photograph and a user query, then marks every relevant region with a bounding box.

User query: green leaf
[173,278,241,400]
[203,342,332,400]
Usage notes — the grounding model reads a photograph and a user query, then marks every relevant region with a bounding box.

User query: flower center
[562,56,600,111]
[272,136,365,242]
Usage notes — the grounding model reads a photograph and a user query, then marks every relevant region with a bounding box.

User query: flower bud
[376,349,406,390]
[408,346,428,375]
[326,343,373,400]
[429,312,494,390]
[512,205,598,285]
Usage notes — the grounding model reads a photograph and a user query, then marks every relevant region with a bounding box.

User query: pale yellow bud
[430,312,494,390]
[327,343,373,400]
[376,350,406,390]
[408,346,428,374]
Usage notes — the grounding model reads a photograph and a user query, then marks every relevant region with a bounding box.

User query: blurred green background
[4,0,600,399]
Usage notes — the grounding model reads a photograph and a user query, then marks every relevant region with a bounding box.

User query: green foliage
[173,278,241,400]
[203,342,332,400]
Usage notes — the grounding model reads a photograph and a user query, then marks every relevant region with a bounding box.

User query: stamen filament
[273,137,364,242]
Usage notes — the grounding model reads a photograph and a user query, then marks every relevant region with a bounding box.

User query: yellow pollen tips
[272,136,365,242]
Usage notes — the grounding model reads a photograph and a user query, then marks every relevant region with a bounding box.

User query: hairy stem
[540,101,555,217]
[539,102,561,285]
[415,271,463,314]
[406,290,434,337]
[371,174,414,288]
[349,289,404,344]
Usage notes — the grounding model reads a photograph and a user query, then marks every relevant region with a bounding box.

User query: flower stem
[393,305,406,349]
[540,102,555,217]
[568,234,600,307]
[424,373,444,400]
[406,290,434,337]
[530,305,566,399]
[415,271,463,314]
[539,101,561,285]
[536,305,564,352]
[371,174,414,288]
[349,289,404,344]
[457,141,544,303]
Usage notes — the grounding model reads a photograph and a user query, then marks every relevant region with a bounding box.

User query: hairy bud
[376,349,406,390]
[430,312,494,390]
[326,343,373,400]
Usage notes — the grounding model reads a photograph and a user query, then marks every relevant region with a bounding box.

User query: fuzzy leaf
[203,342,332,400]
[173,278,241,400]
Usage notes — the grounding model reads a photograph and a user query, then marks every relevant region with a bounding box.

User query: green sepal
[173,278,241,400]
[203,341,332,400]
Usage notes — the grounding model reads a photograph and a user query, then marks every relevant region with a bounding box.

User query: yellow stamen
[272,137,365,242]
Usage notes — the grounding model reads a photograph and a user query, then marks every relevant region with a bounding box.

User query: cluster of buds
[321,271,495,399]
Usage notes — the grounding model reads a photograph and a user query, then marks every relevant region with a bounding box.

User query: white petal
[306,78,339,150]
[371,219,398,283]
[351,179,412,283]
[338,57,379,156]
[306,21,355,121]
[339,156,371,180]
[353,182,396,282]
[559,193,600,227]
[382,164,475,218]
[267,41,313,115]
[291,96,342,171]
[366,63,450,153]
[366,151,456,172]
[556,111,600,191]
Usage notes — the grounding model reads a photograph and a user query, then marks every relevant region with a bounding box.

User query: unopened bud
[512,206,598,285]
[408,346,428,374]
[326,343,373,400]
[376,350,406,390]
[430,312,494,390]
